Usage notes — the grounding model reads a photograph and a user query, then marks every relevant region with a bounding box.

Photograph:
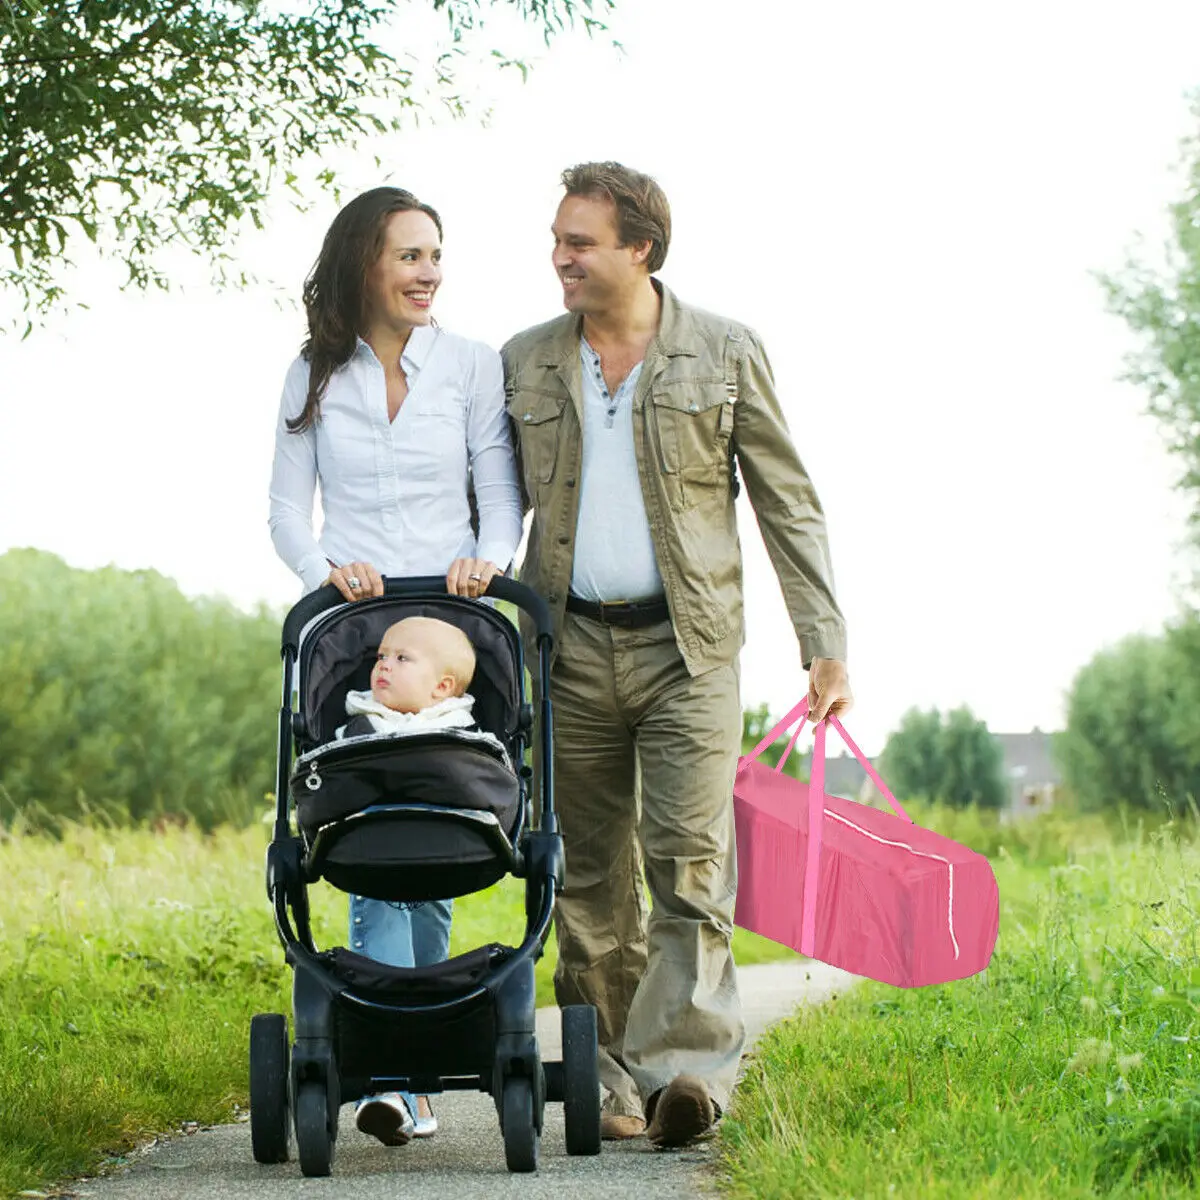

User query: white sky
[1,0,1198,754]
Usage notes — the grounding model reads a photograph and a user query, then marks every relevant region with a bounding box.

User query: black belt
[565,593,670,629]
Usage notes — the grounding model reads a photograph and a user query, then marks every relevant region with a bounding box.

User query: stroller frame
[250,576,600,1175]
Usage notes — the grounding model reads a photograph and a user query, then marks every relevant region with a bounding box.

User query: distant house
[812,727,1062,816]
[993,728,1061,818]
[823,751,872,802]
[796,750,872,802]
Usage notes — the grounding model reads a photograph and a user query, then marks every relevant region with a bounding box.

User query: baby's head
[369,617,476,714]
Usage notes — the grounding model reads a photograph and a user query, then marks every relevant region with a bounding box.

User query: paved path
[53,961,856,1200]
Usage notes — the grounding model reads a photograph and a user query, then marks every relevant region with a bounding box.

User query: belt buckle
[598,599,633,626]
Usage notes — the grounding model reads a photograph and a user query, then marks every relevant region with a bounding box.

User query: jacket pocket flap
[651,383,728,414]
[512,389,568,425]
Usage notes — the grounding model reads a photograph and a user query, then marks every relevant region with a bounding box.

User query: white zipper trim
[822,809,960,960]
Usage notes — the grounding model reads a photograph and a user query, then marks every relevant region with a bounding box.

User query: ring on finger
[468,573,482,581]
[347,575,362,590]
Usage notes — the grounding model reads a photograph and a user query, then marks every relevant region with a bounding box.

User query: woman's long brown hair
[288,187,444,433]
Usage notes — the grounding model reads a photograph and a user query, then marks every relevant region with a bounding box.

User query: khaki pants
[546,612,745,1117]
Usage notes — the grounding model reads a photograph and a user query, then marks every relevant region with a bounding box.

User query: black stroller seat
[296,729,521,901]
[249,577,601,1177]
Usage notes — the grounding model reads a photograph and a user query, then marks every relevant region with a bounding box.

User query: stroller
[249,576,601,1176]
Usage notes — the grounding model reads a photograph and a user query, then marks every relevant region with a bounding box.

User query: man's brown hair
[561,162,671,273]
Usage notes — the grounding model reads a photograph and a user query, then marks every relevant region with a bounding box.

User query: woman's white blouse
[268,325,524,594]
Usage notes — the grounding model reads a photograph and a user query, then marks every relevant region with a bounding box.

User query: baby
[339,616,478,739]
[336,615,482,1143]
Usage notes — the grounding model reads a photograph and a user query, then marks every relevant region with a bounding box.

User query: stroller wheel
[501,1076,540,1173]
[561,1005,602,1156]
[295,1081,335,1177]
[249,1014,290,1164]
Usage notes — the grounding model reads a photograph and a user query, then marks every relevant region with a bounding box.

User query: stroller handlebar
[280,575,554,655]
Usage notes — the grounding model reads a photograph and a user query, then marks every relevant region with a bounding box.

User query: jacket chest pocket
[510,389,569,488]
[650,382,735,485]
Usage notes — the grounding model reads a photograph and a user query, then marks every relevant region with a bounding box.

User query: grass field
[11,804,1193,1200]
[0,818,793,1198]
[717,807,1200,1199]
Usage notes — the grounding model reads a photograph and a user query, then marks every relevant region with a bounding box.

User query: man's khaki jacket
[501,282,846,674]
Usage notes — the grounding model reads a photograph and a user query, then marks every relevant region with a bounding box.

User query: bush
[0,549,280,828]
[0,555,827,830]
[1059,619,1200,811]
[896,796,1116,864]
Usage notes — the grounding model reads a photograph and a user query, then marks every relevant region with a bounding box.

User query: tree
[0,0,611,324]
[880,705,1006,809]
[1092,91,1200,810]
[939,706,1006,809]
[1058,623,1200,811]
[1101,91,1200,538]
[878,706,944,802]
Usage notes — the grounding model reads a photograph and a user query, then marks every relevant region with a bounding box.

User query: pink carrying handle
[743,697,811,764]
[742,697,910,823]
[801,721,826,956]
[741,696,912,958]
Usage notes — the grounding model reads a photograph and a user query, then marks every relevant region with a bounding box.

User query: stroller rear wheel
[501,1076,540,1173]
[561,1005,601,1156]
[295,1081,335,1177]
[249,1014,290,1164]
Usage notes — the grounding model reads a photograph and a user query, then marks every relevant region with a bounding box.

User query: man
[502,162,852,1147]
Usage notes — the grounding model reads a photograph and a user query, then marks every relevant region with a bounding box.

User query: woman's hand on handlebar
[446,557,500,599]
[323,560,384,603]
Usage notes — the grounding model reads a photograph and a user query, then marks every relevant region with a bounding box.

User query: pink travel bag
[733,698,999,987]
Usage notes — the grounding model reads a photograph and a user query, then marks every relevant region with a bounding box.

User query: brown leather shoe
[600,1113,647,1140]
[645,1074,715,1148]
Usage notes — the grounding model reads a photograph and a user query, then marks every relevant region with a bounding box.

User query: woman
[268,186,523,1146]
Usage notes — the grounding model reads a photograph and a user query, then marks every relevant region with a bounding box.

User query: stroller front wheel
[295,1081,335,1177]
[501,1076,539,1173]
[249,1013,291,1164]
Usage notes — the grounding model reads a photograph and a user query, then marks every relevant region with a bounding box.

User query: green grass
[0,818,791,1198]
[718,809,1200,1199]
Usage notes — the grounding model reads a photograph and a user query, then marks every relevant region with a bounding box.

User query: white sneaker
[412,1101,438,1138]
[355,1092,415,1145]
